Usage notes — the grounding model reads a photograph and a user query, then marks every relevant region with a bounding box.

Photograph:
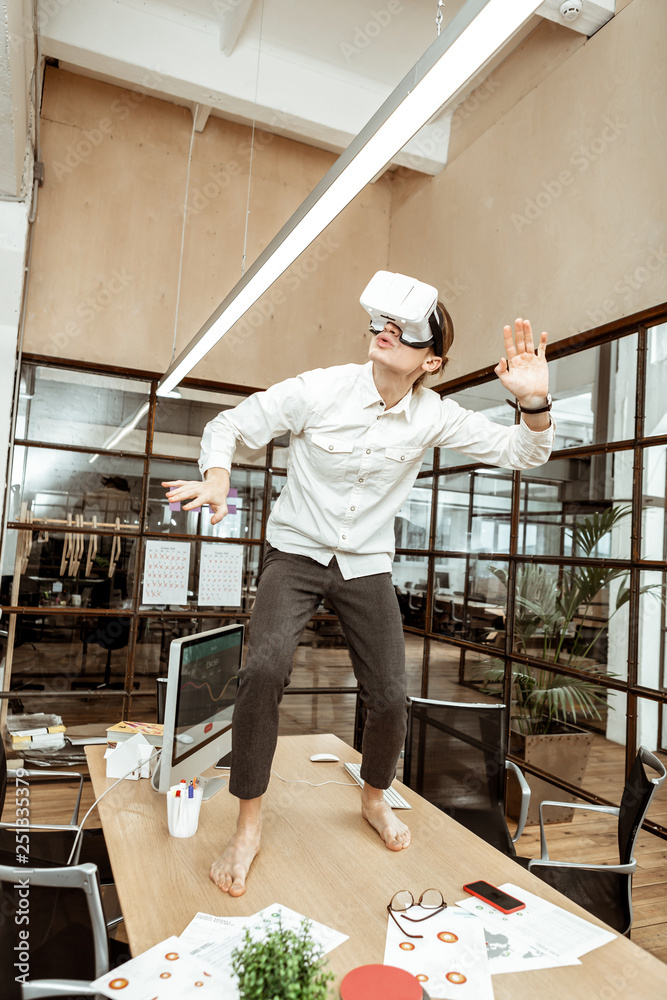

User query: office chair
[403,697,531,858]
[527,746,667,935]
[0,860,130,1000]
[0,731,114,886]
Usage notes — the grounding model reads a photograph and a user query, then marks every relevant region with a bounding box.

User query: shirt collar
[359,361,414,421]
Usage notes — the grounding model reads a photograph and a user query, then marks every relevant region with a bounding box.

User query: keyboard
[343,762,412,810]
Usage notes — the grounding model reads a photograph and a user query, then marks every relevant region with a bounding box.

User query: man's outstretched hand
[162,468,230,525]
[494,318,549,407]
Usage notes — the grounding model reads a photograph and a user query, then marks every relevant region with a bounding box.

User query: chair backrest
[0,860,109,999]
[156,676,168,724]
[404,698,508,817]
[617,747,667,865]
[0,728,7,817]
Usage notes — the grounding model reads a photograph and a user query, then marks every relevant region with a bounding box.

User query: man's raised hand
[494,318,549,406]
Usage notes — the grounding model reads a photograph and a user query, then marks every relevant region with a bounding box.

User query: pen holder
[167,786,203,838]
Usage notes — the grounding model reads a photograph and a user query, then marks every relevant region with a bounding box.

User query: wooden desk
[87,735,667,998]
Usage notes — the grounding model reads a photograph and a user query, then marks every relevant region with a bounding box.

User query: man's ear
[422,354,442,373]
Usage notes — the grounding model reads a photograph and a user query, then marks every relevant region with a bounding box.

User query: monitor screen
[154,623,243,798]
[172,626,242,766]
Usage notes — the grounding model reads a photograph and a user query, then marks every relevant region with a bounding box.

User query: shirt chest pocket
[380,446,423,485]
[308,433,355,480]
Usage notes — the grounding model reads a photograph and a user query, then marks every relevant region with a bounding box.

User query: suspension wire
[241,0,266,277]
[170,106,198,365]
[436,0,445,36]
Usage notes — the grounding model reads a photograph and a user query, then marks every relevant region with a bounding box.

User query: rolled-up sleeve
[199,374,311,476]
[431,397,554,470]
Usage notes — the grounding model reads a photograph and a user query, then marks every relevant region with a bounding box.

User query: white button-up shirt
[199,361,554,580]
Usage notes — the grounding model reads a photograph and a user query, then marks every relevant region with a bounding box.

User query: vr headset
[360,270,444,356]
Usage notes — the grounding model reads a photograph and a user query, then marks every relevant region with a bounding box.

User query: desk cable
[66,749,162,866]
[271,769,360,788]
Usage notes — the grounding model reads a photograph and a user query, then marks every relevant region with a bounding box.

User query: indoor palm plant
[484,506,659,822]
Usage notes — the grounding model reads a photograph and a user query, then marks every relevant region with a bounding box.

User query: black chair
[403,697,530,858]
[527,746,666,935]
[0,731,115,887]
[0,859,130,1000]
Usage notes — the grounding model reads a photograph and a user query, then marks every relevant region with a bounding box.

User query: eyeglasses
[387,888,447,939]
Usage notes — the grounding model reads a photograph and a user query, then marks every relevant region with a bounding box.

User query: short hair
[413,300,455,390]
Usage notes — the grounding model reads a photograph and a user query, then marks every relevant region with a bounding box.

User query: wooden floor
[4,632,666,962]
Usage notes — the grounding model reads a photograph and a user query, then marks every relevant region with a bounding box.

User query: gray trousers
[229,544,408,799]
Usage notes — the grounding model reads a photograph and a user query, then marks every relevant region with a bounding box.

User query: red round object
[340,964,423,1000]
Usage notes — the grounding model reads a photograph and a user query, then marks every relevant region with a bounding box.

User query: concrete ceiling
[0,0,616,198]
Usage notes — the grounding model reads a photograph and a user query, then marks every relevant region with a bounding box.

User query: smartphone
[462,881,526,914]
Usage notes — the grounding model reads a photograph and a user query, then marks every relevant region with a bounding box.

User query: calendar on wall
[198,542,243,607]
[142,540,191,606]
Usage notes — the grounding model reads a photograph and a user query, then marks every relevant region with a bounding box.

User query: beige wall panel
[24,69,392,387]
[388,0,666,384]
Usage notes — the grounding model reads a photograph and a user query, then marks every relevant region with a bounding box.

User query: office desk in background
[86,735,667,999]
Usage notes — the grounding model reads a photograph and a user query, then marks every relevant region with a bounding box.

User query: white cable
[271,768,360,788]
[66,749,162,866]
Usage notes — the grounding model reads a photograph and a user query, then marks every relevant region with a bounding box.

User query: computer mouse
[177,734,194,744]
[310,753,340,762]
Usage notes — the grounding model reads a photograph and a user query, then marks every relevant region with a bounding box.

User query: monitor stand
[150,756,227,799]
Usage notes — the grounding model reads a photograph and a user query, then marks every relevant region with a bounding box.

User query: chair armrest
[505,760,530,843]
[8,769,85,825]
[528,857,636,876]
[538,800,620,861]
[23,980,102,999]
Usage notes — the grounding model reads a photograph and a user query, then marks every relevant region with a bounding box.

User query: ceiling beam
[536,0,615,36]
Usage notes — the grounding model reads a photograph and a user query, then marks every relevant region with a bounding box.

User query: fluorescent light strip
[158,0,541,396]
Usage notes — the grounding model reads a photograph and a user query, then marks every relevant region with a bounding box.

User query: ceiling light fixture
[157,0,542,397]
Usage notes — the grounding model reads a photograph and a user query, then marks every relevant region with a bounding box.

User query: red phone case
[462,881,526,914]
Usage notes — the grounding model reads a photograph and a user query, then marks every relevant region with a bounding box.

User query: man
[163,270,553,897]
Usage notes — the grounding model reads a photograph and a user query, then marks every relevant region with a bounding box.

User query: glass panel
[395,480,432,552]
[153,386,267,465]
[439,379,514,469]
[427,642,502,703]
[436,471,472,552]
[405,634,424,697]
[9,447,144,527]
[0,613,131,696]
[436,469,514,556]
[271,473,287,512]
[278,691,357,745]
[637,569,666,689]
[138,540,259,613]
[0,528,137,610]
[431,556,467,638]
[147,461,264,539]
[548,334,637,450]
[17,364,150,452]
[271,431,290,470]
[645,323,667,438]
[421,448,434,473]
[519,452,634,560]
[512,561,628,675]
[642,444,667,560]
[132,615,246,691]
[393,554,429,631]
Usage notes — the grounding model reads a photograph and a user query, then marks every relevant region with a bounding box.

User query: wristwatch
[506,393,552,414]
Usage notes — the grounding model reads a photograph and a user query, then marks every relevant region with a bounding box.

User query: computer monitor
[435,572,450,591]
[152,623,243,800]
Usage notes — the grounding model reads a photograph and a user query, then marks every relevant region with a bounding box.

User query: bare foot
[361,788,411,851]
[210,806,262,896]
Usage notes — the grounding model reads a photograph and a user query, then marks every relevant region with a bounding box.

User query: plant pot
[506,722,594,825]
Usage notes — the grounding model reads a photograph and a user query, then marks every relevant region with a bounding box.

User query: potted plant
[484,506,658,822]
[231,913,335,1000]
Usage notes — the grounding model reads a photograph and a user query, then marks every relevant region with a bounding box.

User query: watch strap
[506,394,552,414]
